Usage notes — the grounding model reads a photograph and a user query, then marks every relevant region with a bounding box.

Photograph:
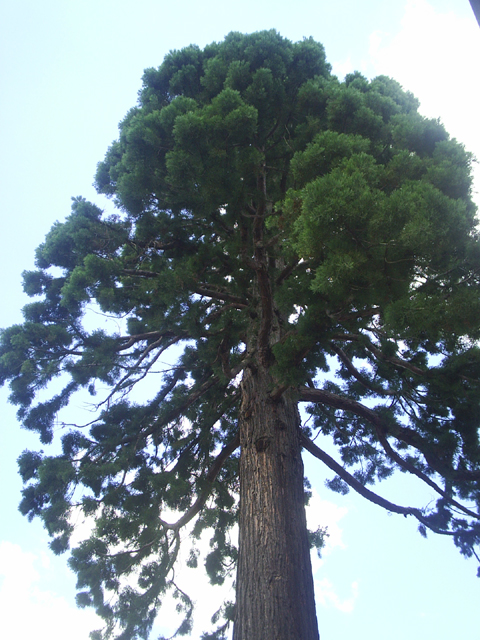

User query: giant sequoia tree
[1,31,480,640]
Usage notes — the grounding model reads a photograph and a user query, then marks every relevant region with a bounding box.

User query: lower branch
[299,432,457,537]
[160,433,240,531]
[299,386,480,495]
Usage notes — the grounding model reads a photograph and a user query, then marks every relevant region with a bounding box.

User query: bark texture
[233,366,319,640]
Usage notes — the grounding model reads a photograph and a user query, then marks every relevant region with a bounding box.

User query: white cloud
[68,506,96,548]
[55,492,348,638]
[148,525,236,639]
[0,540,101,640]
[0,541,39,590]
[306,490,347,550]
[305,490,353,612]
[306,489,347,574]
[331,55,355,82]
[315,577,359,613]
[157,490,350,637]
[368,0,480,198]
[331,1,480,204]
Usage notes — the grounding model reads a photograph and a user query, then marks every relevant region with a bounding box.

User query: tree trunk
[233,365,319,640]
[470,0,480,28]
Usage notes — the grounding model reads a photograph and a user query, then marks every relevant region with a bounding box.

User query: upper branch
[329,343,397,397]
[115,330,179,352]
[332,331,426,378]
[194,285,249,307]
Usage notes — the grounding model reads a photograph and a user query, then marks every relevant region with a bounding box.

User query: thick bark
[233,366,319,640]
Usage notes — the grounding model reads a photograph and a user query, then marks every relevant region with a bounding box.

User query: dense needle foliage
[1,31,480,639]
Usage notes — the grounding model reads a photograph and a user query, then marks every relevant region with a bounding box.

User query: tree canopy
[1,30,480,640]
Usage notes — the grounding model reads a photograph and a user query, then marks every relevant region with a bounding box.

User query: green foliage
[1,30,480,639]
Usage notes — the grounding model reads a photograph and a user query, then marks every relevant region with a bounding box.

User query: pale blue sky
[1,1,479,638]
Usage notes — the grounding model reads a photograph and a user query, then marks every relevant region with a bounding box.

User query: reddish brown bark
[233,366,319,640]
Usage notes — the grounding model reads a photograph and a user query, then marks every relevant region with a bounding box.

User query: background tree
[1,30,480,640]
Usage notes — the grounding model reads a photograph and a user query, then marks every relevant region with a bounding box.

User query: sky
[0,1,479,638]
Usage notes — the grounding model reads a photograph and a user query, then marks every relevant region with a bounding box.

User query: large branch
[122,268,159,278]
[298,386,480,515]
[299,432,461,536]
[117,374,221,447]
[115,330,179,351]
[300,385,387,428]
[332,332,426,378]
[159,432,240,531]
[330,343,397,396]
[194,285,248,307]
[122,270,249,307]
[275,258,300,286]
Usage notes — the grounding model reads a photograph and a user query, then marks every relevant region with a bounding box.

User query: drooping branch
[95,433,241,562]
[166,391,240,478]
[374,426,480,520]
[117,374,221,447]
[300,431,421,515]
[331,331,427,378]
[102,358,186,412]
[117,334,183,380]
[392,424,480,482]
[298,386,480,518]
[329,343,397,396]
[299,432,463,537]
[160,432,240,531]
[119,357,248,448]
